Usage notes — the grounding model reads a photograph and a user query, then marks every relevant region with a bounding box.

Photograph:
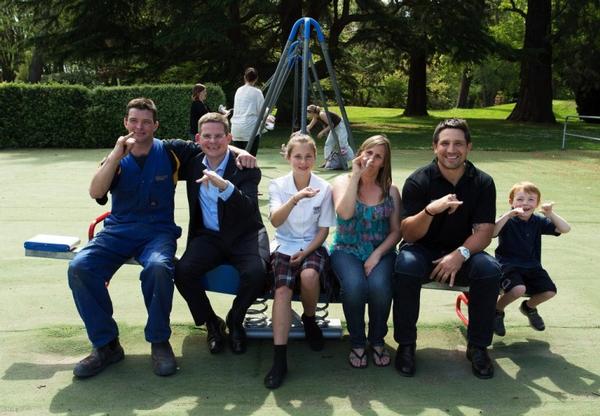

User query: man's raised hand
[427,193,463,215]
[112,132,136,160]
[196,169,229,191]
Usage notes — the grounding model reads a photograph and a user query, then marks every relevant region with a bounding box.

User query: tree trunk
[273,0,303,126]
[507,0,555,123]
[278,0,302,49]
[27,47,44,83]
[575,86,600,123]
[0,62,16,82]
[403,49,428,117]
[456,66,472,108]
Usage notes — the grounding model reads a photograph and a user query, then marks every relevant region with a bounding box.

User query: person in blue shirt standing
[493,181,571,336]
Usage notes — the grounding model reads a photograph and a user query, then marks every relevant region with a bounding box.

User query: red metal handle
[455,292,470,326]
[88,211,111,241]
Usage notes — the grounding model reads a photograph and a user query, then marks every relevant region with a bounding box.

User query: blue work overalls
[68,139,181,348]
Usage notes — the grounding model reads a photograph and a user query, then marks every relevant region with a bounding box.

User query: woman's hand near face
[351,154,372,176]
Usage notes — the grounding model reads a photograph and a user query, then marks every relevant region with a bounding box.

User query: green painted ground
[1,145,599,415]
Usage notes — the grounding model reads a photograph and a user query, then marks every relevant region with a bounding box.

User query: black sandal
[372,346,391,367]
[348,348,368,369]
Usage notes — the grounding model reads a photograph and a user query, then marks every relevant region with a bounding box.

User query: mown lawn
[1,101,599,415]
[1,144,599,415]
[260,100,600,152]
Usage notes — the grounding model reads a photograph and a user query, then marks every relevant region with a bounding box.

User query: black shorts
[500,266,557,295]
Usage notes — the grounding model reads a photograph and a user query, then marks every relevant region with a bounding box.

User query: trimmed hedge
[0,83,91,148]
[0,83,226,148]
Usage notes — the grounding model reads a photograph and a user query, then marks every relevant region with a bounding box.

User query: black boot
[395,344,416,377]
[302,314,324,351]
[73,338,124,378]
[264,345,288,389]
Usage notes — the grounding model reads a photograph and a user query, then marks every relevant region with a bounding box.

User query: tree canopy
[2,0,599,120]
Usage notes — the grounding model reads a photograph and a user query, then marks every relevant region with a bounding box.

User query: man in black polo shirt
[393,118,501,379]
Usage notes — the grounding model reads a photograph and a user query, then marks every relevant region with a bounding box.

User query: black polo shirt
[495,214,560,269]
[401,159,496,252]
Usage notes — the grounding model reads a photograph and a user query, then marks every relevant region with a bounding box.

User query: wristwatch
[457,246,471,262]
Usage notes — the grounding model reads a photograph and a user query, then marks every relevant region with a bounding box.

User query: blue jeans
[68,224,176,348]
[330,250,396,348]
[393,243,501,347]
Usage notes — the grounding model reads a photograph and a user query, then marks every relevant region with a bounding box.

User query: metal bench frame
[25,212,473,340]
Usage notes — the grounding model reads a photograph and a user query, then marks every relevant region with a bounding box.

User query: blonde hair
[198,112,230,134]
[283,133,317,158]
[357,135,392,195]
[509,181,541,206]
[307,104,321,114]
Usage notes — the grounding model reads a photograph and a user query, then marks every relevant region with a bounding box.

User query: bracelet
[291,197,298,205]
[424,206,435,216]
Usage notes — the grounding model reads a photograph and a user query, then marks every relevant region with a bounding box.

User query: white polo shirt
[268,172,336,256]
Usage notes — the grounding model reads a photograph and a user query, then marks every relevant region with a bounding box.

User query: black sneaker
[73,339,124,378]
[151,341,177,376]
[520,300,545,331]
[494,310,506,336]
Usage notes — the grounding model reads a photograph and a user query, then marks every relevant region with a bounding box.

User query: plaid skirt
[270,246,333,294]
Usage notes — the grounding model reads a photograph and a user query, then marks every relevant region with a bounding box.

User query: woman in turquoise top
[330,135,402,368]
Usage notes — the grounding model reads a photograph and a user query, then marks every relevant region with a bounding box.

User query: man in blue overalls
[68,97,183,378]
[68,98,256,378]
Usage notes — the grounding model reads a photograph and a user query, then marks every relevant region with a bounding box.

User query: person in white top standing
[230,67,265,156]
[264,133,336,389]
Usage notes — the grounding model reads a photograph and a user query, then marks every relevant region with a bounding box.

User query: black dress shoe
[264,365,288,389]
[395,344,416,377]
[206,316,227,354]
[227,311,247,354]
[467,344,494,379]
[73,338,124,378]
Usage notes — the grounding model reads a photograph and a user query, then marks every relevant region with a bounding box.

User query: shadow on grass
[3,333,599,415]
[493,339,600,400]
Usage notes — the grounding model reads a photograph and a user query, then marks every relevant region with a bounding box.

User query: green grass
[260,100,600,152]
[1,146,600,415]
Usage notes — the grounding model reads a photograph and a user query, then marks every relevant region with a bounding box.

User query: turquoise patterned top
[331,195,394,261]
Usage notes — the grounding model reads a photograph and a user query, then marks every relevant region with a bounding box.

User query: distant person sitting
[306,104,354,170]
[189,83,211,140]
[230,67,265,156]
[493,181,571,337]
[174,112,270,355]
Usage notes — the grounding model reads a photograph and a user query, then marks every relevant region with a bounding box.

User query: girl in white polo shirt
[263,133,336,389]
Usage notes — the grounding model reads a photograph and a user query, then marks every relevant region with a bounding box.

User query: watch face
[459,247,470,259]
